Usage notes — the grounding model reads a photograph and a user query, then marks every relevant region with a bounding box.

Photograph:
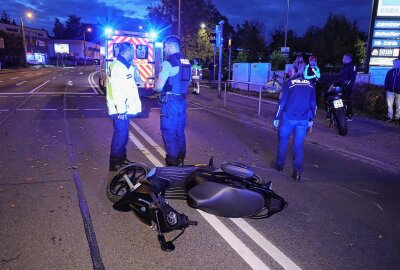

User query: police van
[99,30,163,96]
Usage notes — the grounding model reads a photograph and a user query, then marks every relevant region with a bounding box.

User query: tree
[147,0,233,61]
[232,20,267,62]
[65,15,82,39]
[0,11,11,24]
[269,50,287,70]
[53,18,65,38]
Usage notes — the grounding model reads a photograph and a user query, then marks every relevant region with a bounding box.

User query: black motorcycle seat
[220,162,255,178]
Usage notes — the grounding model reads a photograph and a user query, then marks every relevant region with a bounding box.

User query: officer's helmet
[328,82,344,94]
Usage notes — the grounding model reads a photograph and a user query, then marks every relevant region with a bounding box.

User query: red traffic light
[210,32,216,44]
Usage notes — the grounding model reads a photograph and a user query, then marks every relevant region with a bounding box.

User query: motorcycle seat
[220,162,255,178]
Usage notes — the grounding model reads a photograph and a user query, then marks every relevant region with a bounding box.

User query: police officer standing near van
[155,36,191,166]
[107,42,142,171]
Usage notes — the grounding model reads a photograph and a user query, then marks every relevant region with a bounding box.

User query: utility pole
[217,20,224,98]
[20,18,27,67]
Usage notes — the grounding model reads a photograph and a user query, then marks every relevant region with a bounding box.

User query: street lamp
[178,0,181,38]
[284,0,289,48]
[83,27,92,65]
[20,11,33,67]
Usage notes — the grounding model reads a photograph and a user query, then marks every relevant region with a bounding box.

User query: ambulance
[99,29,163,96]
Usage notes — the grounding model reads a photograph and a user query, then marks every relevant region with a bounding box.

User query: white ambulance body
[99,30,163,96]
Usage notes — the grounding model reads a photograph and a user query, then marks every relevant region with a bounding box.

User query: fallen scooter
[106,158,287,251]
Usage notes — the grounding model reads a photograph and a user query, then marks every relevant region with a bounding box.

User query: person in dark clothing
[271,60,317,181]
[155,36,191,166]
[336,54,357,120]
[384,58,400,124]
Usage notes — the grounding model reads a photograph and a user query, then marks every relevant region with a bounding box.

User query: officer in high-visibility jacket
[191,58,202,95]
[155,35,191,166]
[107,42,142,171]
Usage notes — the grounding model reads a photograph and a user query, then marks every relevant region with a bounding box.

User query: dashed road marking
[16,81,27,86]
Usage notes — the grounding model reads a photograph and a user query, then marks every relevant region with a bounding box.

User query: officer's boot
[165,155,181,167]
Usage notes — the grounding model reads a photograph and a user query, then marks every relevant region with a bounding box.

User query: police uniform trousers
[160,96,187,166]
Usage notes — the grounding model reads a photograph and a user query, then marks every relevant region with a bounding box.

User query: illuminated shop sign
[373,30,400,38]
[370,57,398,66]
[377,0,400,17]
[54,43,70,54]
[372,39,400,47]
[374,20,400,28]
[371,48,400,57]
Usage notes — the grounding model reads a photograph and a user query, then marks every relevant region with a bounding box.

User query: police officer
[107,42,142,171]
[192,58,202,95]
[155,36,191,166]
[336,53,357,121]
[271,60,317,181]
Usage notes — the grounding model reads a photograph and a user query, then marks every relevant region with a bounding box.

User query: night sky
[4,0,371,37]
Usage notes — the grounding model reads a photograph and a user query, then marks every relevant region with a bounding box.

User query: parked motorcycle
[106,158,287,251]
[323,82,348,136]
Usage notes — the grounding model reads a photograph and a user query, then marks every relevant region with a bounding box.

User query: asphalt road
[0,66,399,270]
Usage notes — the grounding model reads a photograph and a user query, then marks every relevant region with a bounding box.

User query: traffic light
[210,32,216,44]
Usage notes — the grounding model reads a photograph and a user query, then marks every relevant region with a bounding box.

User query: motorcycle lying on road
[323,82,348,136]
[106,158,287,251]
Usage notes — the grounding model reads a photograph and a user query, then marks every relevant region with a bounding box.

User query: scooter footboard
[187,181,265,218]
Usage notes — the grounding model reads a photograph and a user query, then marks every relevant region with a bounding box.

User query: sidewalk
[187,84,400,174]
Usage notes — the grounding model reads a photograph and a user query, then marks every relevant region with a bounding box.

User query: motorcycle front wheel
[334,109,348,136]
[106,163,149,203]
[265,80,282,93]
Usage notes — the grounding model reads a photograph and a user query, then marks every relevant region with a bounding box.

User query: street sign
[280,47,290,53]
[0,38,4,49]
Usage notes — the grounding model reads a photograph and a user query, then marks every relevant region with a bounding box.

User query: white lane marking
[128,132,164,167]
[0,109,10,112]
[0,81,3,83]
[16,108,35,111]
[79,72,83,75]
[199,212,271,270]
[84,109,102,111]
[88,71,101,94]
[128,121,292,269]
[231,218,302,270]
[58,74,62,77]
[40,109,58,111]
[16,81,28,86]
[10,77,19,80]
[130,121,166,157]
[52,77,57,79]
[24,74,30,77]
[29,80,50,93]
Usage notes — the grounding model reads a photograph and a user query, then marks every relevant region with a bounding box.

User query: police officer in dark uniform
[335,53,357,120]
[271,60,317,181]
[155,35,191,166]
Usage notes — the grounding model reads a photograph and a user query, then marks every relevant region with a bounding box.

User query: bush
[353,83,386,119]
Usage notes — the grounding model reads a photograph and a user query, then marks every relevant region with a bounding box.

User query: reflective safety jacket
[106,56,142,116]
[192,63,202,82]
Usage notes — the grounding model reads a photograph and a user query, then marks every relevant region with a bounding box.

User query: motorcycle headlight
[146,168,156,178]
